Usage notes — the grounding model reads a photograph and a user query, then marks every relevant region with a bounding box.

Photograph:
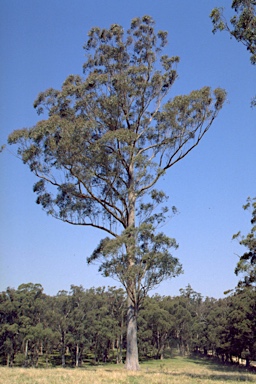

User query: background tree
[83,287,119,364]
[138,295,173,360]
[191,296,218,356]
[202,297,231,360]
[53,290,72,367]
[169,295,193,356]
[8,16,226,370]
[105,287,126,364]
[210,0,256,105]
[15,283,47,367]
[233,197,256,287]
[226,288,256,367]
[66,285,88,367]
[0,288,20,366]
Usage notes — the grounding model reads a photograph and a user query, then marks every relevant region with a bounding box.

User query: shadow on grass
[166,372,254,382]
[187,354,255,373]
[137,355,256,382]
[88,366,255,382]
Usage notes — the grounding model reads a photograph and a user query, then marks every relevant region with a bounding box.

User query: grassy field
[1,355,255,384]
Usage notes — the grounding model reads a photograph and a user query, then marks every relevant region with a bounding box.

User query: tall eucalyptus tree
[8,16,226,370]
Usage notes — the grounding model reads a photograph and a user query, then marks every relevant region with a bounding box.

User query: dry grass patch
[1,356,256,384]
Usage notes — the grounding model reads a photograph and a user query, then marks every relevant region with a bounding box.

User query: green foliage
[138,296,174,359]
[8,16,226,239]
[223,288,256,365]
[88,223,182,308]
[0,284,127,367]
[210,1,256,106]
[1,283,256,367]
[210,1,256,65]
[233,197,256,287]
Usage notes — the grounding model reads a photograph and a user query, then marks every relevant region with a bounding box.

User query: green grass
[1,355,255,384]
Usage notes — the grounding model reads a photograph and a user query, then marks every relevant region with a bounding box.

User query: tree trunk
[125,168,140,371]
[24,339,29,366]
[62,353,65,367]
[61,332,65,367]
[125,295,140,371]
[116,336,123,364]
[116,310,124,364]
[25,339,29,359]
[158,343,165,360]
[75,344,79,367]
[7,354,10,367]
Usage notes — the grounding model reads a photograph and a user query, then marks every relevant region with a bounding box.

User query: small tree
[8,16,226,370]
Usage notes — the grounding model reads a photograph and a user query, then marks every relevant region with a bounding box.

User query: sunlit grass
[1,356,255,384]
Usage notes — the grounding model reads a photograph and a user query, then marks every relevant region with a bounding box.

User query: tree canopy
[8,16,226,370]
[210,0,256,105]
[210,0,256,65]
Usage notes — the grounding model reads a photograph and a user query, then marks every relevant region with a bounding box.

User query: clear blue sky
[0,0,255,298]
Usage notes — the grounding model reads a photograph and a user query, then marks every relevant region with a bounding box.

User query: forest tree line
[1,282,255,368]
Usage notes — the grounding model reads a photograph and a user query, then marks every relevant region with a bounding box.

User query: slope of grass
[1,356,255,384]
